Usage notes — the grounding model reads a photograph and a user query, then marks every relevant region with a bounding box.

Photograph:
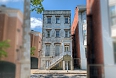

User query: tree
[30,0,44,13]
[31,46,36,55]
[0,40,10,60]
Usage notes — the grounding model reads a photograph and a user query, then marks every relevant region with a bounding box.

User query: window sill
[47,23,52,24]
[55,37,60,38]
[64,37,70,38]
[64,23,70,24]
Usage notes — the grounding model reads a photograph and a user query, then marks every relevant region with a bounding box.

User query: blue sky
[0,0,86,33]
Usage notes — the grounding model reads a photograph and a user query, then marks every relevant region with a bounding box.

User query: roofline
[44,10,71,11]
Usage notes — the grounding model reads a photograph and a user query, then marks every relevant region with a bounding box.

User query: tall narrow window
[109,6,116,26]
[113,42,116,63]
[55,44,60,56]
[64,45,70,52]
[47,17,51,23]
[56,30,60,37]
[45,44,50,56]
[65,17,69,23]
[56,17,60,24]
[46,30,50,37]
[65,30,70,37]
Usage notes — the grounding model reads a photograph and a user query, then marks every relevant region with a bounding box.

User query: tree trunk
[20,0,30,78]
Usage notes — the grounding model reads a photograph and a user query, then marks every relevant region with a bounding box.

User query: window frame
[55,44,60,56]
[46,30,51,38]
[64,17,69,24]
[109,5,116,27]
[47,17,51,24]
[56,16,60,24]
[64,45,70,52]
[56,30,60,38]
[45,44,50,56]
[65,30,70,38]
[113,41,116,64]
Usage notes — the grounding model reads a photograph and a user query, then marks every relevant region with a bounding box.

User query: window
[46,30,50,37]
[113,42,116,63]
[56,30,60,37]
[45,44,50,56]
[64,45,70,52]
[55,44,60,56]
[109,6,116,26]
[65,17,69,23]
[65,30,70,37]
[47,17,51,23]
[85,48,87,58]
[56,17,60,23]
[46,60,50,67]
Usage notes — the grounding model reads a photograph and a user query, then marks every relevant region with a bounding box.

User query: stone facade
[41,10,73,70]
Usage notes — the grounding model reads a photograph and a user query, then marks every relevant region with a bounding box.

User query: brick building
[30,30,42,69]
[0,6,23,78]
[71,6,87,70]
[87,0,116,78]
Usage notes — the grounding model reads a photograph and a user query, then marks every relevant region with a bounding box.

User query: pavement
[31,70,87,78]
[31,70,87,74]
[30,74,87,78]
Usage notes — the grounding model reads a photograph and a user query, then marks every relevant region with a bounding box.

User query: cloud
[31,17,42,29]
[0,0,22,3]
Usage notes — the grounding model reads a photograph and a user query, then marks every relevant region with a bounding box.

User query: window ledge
[55,37,60,38]
[64,23,70,24]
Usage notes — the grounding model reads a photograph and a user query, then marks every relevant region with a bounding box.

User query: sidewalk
[31,69,87,74]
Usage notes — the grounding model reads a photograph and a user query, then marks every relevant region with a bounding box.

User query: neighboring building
[87,0,116,78]
[42,10,73,70]
[0,5,23,78]
[71,6,87,70]
[30,30,42,69]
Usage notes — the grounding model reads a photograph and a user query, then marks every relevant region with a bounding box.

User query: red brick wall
[0,12,23,78]
[71,7,81,68]
[87,0,104,77]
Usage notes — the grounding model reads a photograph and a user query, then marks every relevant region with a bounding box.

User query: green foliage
[31,46,36,55]
[30,0,44,14]
[0,40,10,60]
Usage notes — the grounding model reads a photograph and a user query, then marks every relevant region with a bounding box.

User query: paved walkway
[30,74,87,78]
[31,70,87,74]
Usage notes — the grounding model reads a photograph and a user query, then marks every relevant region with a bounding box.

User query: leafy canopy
[30,0,44,14]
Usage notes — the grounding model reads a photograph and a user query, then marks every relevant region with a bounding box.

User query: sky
[0,0,86,33]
